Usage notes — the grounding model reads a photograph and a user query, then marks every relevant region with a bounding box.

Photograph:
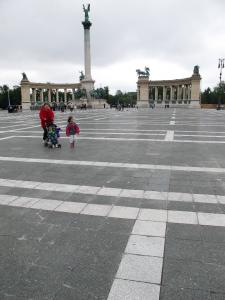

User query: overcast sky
[0,0,225,93]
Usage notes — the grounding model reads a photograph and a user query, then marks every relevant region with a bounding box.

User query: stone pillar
[155,87,158,101]
[137,76,150,108]
[32,88,36,103]
[48,89,51,102]
[20,78,31,109]
[84,28,92,81]
[177,86,180,101]
[163,86,166,101]
[64,89,67,103]
[56,89,59,103]
[72,89,75,101]
[183,85,186,100]
[40,89,44,102]
[170,86,173,101]
[81,13,95,101]
[187,85,190,100]
[191,75,201,103]
[190,66,201,107]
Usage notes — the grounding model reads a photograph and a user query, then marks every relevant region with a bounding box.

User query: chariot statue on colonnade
[136,67,150,77]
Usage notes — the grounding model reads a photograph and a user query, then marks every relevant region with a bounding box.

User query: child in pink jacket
[66,116,80,148]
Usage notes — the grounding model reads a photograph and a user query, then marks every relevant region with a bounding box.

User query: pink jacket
[66,122,80,136]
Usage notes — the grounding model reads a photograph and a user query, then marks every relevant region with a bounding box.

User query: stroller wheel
[58,144,61,148]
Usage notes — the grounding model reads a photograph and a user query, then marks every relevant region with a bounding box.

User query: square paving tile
[132,220,166,237]
[108,206,139,219]
[168,210,198,224]
[125,235,165,257]
[81,204,112,216]
[198,212,225,226]
[30,199,63,211]
[138,208,167,222]
[116,254,163,284]
[55,201,87,214]
[108,279,160,300]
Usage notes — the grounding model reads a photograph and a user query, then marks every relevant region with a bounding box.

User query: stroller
[44,123,61,148]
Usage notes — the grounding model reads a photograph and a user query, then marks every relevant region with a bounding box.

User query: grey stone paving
[1,108,225,299]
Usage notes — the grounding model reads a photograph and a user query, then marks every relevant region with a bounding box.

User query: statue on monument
[136,67,150,77]
[193,65,200,75]
[83,4,90,22]
[21,72,28,81]
[79,71,85,81]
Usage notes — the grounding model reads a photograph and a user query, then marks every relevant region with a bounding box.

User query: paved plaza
[1,107,225,299]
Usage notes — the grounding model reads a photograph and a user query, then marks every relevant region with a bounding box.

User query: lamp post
[218,58,225,109]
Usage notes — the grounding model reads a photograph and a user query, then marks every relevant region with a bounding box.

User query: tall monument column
[81,4,95,100]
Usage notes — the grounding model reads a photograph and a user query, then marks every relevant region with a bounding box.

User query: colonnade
[136,69,201,108]
[20,80,82,107]
[150,84,192,102]
[30,87,78,104]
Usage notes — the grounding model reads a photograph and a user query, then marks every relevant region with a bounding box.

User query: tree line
[201,82,225,104]
[0,85,21,109]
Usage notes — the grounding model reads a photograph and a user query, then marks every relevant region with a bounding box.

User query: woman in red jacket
[39,103,54,141]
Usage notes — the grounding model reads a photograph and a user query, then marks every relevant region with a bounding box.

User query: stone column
[155,87,158,101]
[170,86,173,101]
[32,88,36,103]
[20,78,31,109]
[56,89,59,103]
[64,89,67,103]
[188,85,191,100]
[163,86,166,101]
[84,28,92,80]
[48,89,51,102]
[178,87,180,101]
[191,73,201,103]
[40,89,44,102]
[137,76,150,108]
[72,89,75,101]
[183,86,186,100]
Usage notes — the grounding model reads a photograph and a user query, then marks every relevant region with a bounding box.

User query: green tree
[0,85,21,109]
[201,82,225,104]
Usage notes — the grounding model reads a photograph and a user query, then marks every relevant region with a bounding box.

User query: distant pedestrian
[66,116,80,149]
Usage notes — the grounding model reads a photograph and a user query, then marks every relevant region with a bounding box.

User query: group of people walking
[39,103,80,149]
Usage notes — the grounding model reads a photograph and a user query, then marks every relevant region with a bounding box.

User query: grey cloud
[0,0,225,89]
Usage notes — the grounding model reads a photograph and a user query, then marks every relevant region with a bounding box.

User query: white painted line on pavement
[0,136,14,141]
[165,130,174,141]
[1,156,225,173]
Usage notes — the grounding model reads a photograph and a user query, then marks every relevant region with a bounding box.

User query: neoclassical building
[137,66,201,107]
[21,75,82,106]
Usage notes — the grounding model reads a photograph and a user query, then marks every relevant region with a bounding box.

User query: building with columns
[20,76,82,107]
[20,4,98,109]
[137,66,201,107]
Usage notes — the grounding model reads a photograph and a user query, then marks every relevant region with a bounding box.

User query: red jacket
[39,106,54,128]
[66,122,80,136]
